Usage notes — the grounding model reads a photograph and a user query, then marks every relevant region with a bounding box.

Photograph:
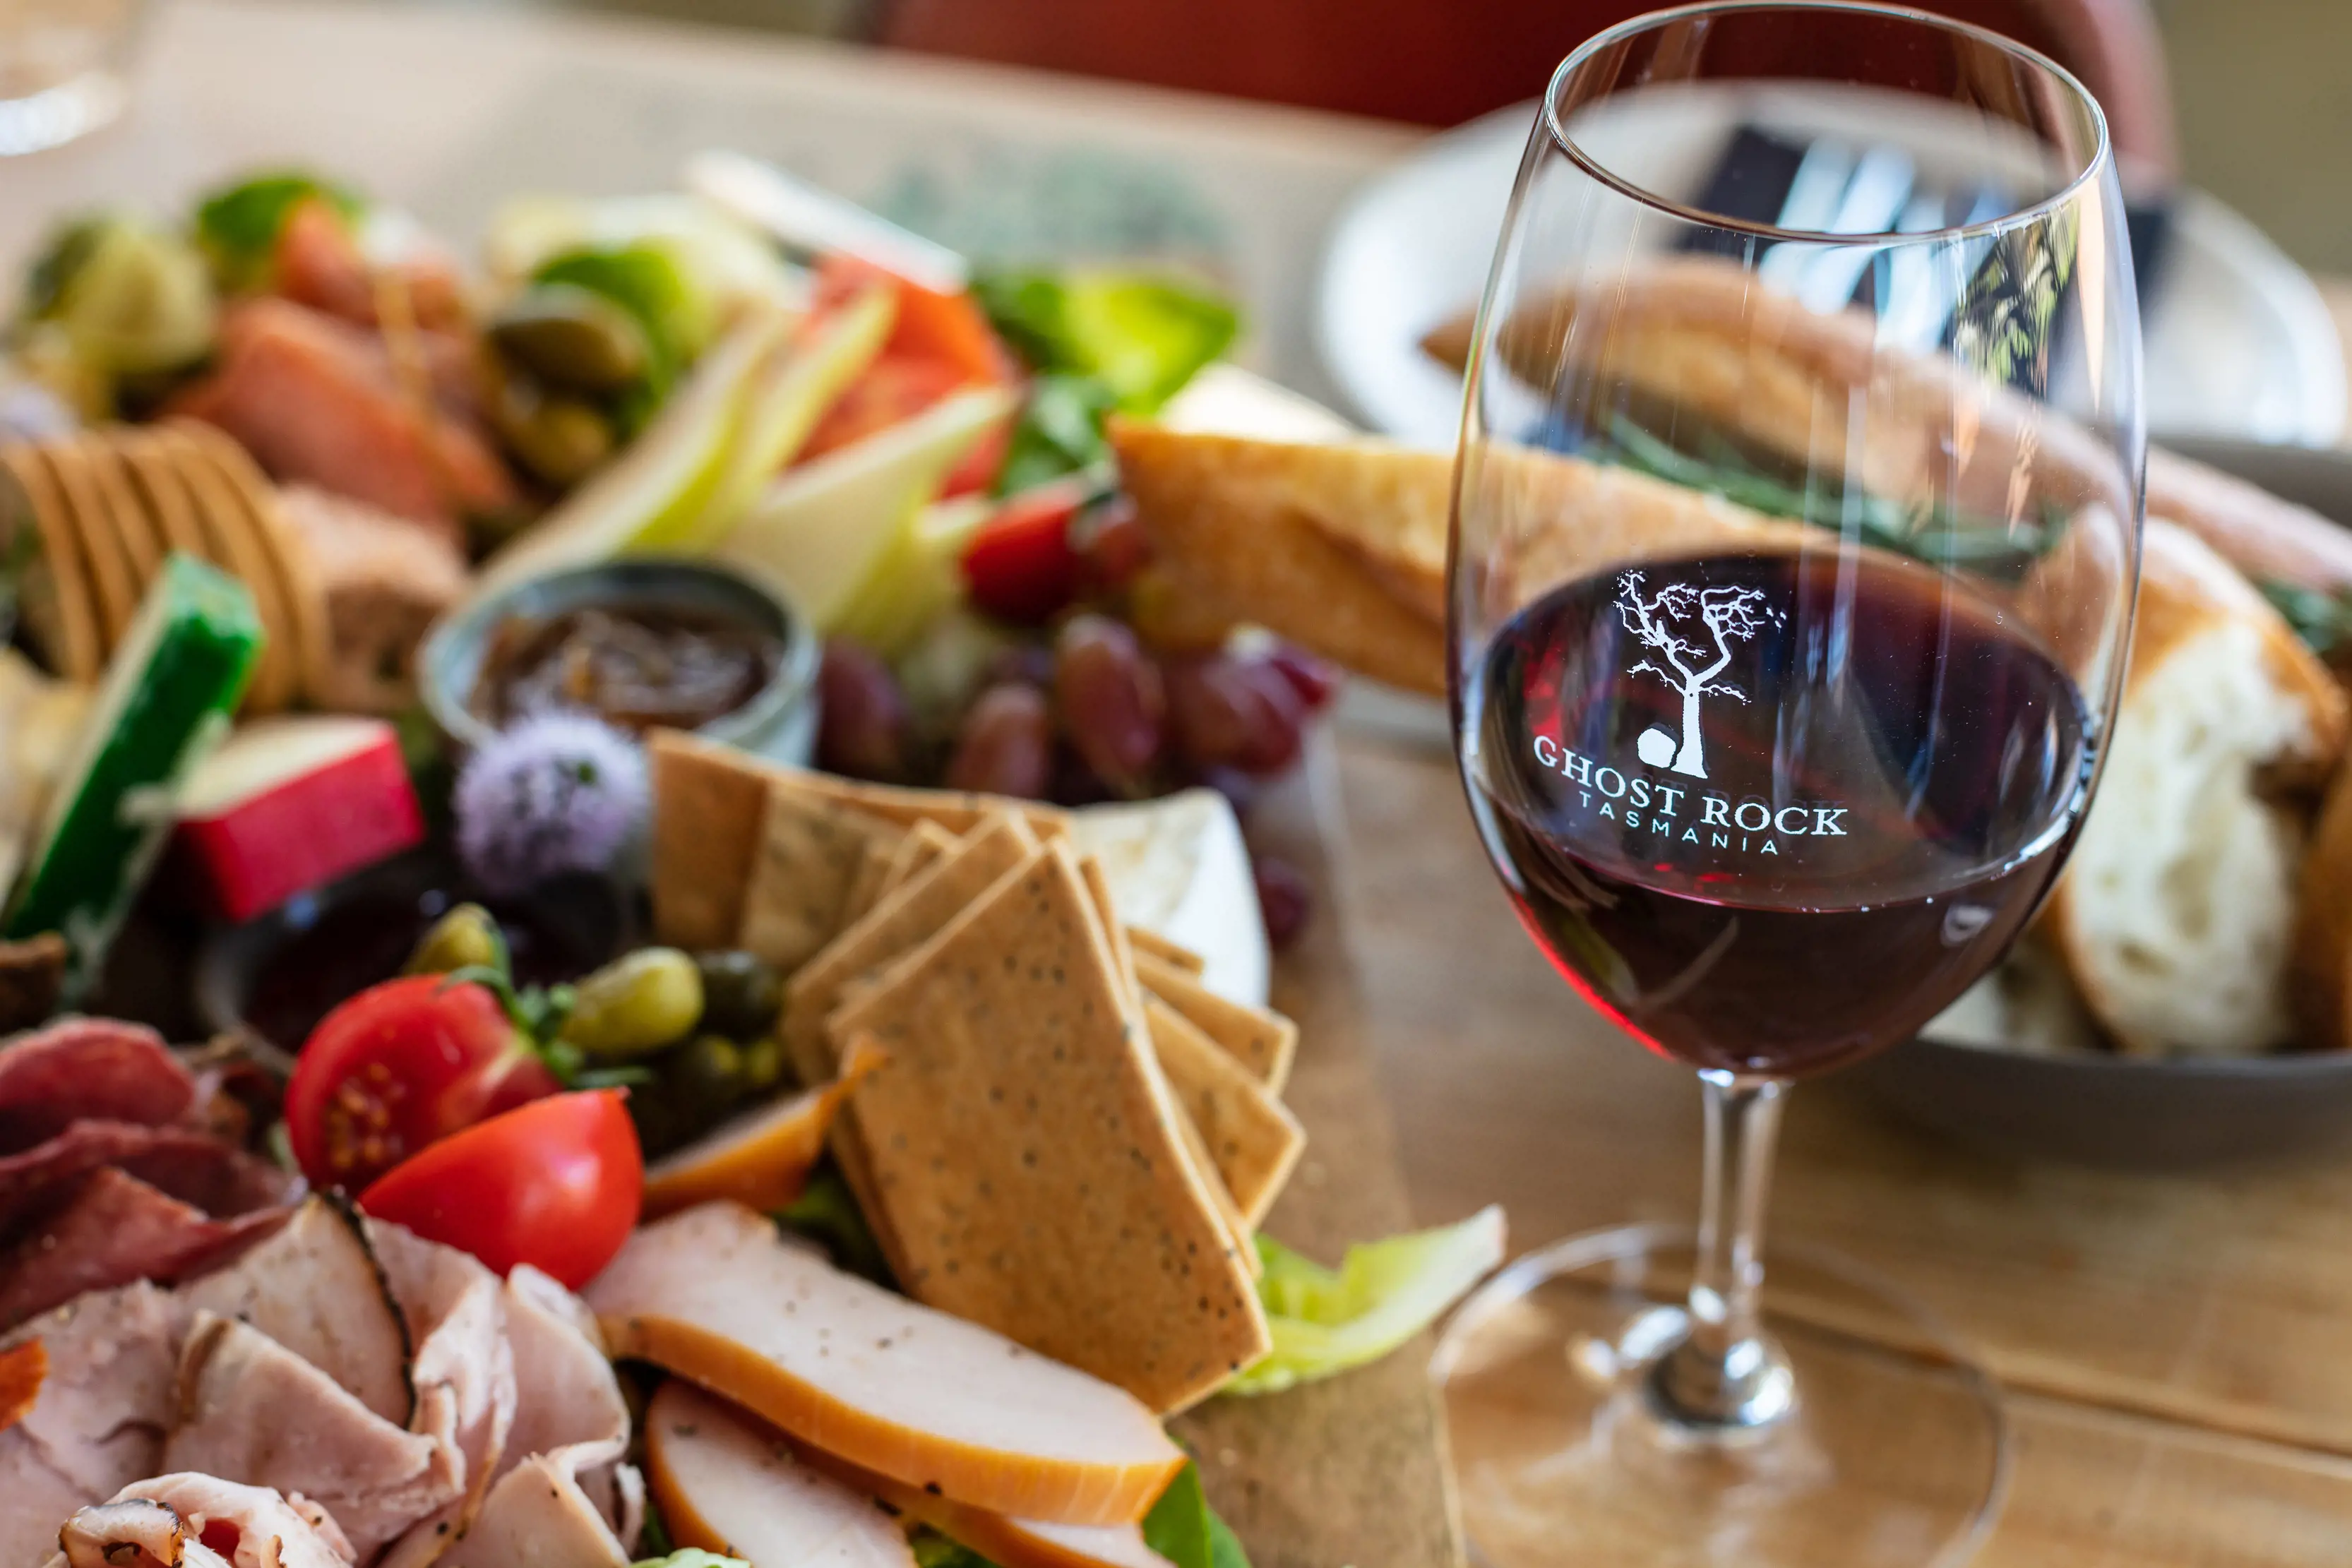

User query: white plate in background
[1320,99,2348,450]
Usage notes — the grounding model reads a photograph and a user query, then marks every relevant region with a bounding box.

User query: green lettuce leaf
[194,172,362,289]
[1231,1207,1506,1396]
[909,1530,998,1568]
[776,1164,894,1286]
[994,373,1118,496]
[972,269,1237,413]
[1144,1463,1254,1568]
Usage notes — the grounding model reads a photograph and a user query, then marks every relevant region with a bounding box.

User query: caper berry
[404,904,508,978]
[489,283,650,393]
[560,947,705,1057]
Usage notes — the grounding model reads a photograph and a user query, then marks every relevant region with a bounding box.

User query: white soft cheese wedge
[1157,362,1355,444]
[1069,787,1269,1008]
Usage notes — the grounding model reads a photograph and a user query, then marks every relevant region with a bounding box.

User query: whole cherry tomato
[960,479,1091,623]
[359,1090,643,1288]
[284,974,560,1194]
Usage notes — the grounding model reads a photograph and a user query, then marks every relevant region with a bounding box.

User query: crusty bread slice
[1107,423,1808,695]
[2046,518,2348,1056]
[2291,761,2352,1050]
[2144,445,2352,593]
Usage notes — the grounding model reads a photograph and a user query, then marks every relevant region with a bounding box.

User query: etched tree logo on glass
[1618,572,1784,779]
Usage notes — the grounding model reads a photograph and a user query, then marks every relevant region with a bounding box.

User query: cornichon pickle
[694,950,784,1039]
[489,284,650,392]
[404,904,508,978]
[560,947,704,1056]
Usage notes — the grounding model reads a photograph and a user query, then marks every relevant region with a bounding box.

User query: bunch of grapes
[815,617,1337,948]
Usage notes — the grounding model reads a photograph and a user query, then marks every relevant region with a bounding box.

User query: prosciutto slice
[0,1282,189,1568]
[0,1169,287,1331]
[0,1022,193,1154]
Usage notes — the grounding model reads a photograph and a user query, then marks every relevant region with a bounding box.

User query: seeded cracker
[1126,926,1206,976]
[739,781,905,973]
[1135,951,1299,1093]
[879,819,960,899]
[828,842,1268,1413]
[648,729,775,950]
[38,441,140,647]
[0,446,101,681]
[1145,993,1304,1228]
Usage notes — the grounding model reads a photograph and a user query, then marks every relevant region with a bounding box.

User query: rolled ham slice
[585,1202,1186,1528]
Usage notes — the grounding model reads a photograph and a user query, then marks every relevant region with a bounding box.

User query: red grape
[1166,654,1303,776]
[945,683,1054,798]
[1253,854,1312,950]
[1053,614,1165,791]
[1075,494,1151,592]
[816,638,912,781]
[1267,644,1342,712]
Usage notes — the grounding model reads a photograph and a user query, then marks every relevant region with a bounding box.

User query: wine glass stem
[1652,1070,1796,1432]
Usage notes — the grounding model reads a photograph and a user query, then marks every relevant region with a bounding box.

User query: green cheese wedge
[3,552,261,996]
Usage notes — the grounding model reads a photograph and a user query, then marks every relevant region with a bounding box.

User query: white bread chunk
[2048,518,2346,1055]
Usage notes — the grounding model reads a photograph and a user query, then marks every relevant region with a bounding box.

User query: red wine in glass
[1460,548,2093,1077]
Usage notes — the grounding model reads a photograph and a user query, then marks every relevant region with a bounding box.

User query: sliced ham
[0,1283,188,1568]
[0,1123,298,1239]
[273,198,471,339]
[54,1476,354,1568]
[162,1313,460,1562]
[0,1022,194,1156]
[167,298,515,538]
[441,1440,631,1568]
[366,1224,515,1568]
[180,1197,411,1427]
[0,1168,289,1331]
[495,1266,633,1543]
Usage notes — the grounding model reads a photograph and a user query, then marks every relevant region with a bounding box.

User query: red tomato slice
[359,1090,643,1288]
[961,480,1091,623]
[813,253,1017,387]
[285,975,559,1194]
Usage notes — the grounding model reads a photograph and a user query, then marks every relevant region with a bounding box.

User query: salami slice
[0,1019,196,1155]
[0,1122,299,1238]
[0,1167,289,1331]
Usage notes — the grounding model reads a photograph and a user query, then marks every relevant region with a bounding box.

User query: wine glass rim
[1541,0,2114,245]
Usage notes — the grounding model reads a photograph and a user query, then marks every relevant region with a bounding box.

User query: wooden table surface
[21,3,2352,1560]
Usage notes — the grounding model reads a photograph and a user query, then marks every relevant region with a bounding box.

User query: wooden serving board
[1169,743,1464,1568]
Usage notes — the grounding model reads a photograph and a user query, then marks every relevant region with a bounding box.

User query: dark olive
[487,369,615,489]
[695,950,785,1039]
[489,283,650,392]
[672,1034,747,1113]
[739,1036,797,1096]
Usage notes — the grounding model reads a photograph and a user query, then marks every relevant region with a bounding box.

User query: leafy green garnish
[1230,1209,1505,1396]
[972,269,1237,414]
[1143,1463,1254,1568]
[1594,415,2061,580]
[909,1531,999,1568]
[194,172,363,289]
[2262,580,2352,659]
[630,1552,743,1568]
[777,1164,895,1286]
[995,373,1118,496]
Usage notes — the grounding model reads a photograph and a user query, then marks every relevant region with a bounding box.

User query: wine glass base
[1435,1224,2007,1568]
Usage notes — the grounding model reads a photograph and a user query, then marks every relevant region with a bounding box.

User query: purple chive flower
[454,712,648,894]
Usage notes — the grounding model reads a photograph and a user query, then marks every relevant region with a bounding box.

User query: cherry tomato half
[285,975,559,1194]
[961,479,1092,623]
[359,1089,643,1288]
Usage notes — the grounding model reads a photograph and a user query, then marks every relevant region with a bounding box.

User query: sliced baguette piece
[2046,517,2348,1056]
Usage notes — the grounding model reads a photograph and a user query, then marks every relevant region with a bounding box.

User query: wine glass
[1439,4,2142,1564]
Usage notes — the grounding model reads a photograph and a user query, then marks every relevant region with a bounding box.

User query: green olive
[404,904,508,978]
[695,950,785,1039]
[739,1036,796,1096]
[489,284,650,393]
[487,369,615,489]
[672,1034,746,1113]
[560,947,705,1057]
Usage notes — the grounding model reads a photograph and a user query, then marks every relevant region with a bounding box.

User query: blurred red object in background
[881,0,2175,174]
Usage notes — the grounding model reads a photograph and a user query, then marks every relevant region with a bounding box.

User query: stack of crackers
[1,421,328,712]
[648,729,1307,1413]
